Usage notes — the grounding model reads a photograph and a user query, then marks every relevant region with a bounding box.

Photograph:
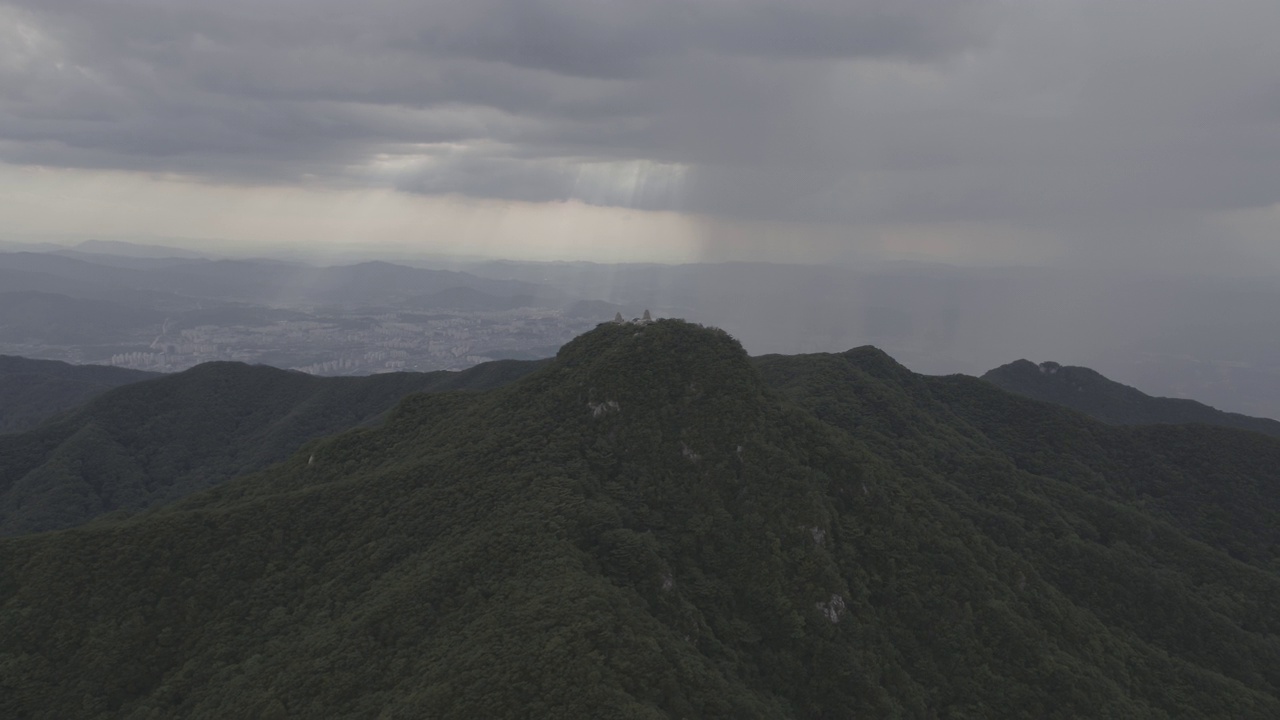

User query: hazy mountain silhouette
[983,359,1280,436]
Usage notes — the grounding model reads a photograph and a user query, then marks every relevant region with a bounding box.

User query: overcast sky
[3,0,1279,268]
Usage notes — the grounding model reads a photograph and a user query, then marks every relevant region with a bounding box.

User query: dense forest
[0,358,543,536]
[983,358,1280,437]
[2,320,1279,717]
[0,355,157,434]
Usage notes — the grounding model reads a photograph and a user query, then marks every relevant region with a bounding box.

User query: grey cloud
[391,145,689,212]
[4,0,1280,266]
[418,0,992,77]
[2,0,986,142]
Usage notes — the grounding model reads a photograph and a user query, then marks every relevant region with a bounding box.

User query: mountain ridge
[3,321,1280,717]
[0,357,544,536]
[0,355,159,434]
[983,358,1280,436]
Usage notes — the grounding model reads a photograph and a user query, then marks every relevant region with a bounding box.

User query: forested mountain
[983,358,1280,436]
[3,321,1280,717]
[0,358,542,536]
[0,356,158,434]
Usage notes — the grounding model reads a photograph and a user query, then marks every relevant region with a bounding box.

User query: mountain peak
[991,358,1106,383]
[983,359,1280,436]
[544,318,764,435]
[839,345,915,382]
[557,318,752,382]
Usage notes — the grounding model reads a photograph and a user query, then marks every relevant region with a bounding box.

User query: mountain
[0,253,153,294]
[406,286,541,312]
[0,253,539,307]
[0,358,543,536]
[0,291,167,345]
[3,321,1280,717]
[0,356,158,434]
[0,252,557,327]
[51,251,213,271]
[72,239,211,260]
[983,359,1280,436]
[761,345,1280,573]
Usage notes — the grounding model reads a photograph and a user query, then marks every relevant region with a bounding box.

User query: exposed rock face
[815,594,846,624]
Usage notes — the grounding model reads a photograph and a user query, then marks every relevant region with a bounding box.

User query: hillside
[0,355,158,434]
[2,321,1280,717]
[0,358,542,536]
[983,359,1280,436]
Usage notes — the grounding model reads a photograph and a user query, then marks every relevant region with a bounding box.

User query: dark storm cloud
[0,0,992,176]
[4,0,1280,255]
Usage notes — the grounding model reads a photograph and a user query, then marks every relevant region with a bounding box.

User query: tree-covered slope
[2,322,1279,718]
[0,358,542,536]
[983,358,1280,436]
[762,347,1280,707]
[0,355,158,434]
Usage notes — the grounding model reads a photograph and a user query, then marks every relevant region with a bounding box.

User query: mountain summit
[3,321,1280,717]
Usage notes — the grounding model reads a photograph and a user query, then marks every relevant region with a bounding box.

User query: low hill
[0,356,158,434]
[2,322,1279,717]
[983,359,1280,436]
[0,358,542,536]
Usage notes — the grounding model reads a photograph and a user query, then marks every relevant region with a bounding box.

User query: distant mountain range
[3,321,1280,717]
[70,239,211,260]
[0,248,601,374]
[10,241,1280,420]
[0,252,542,308]
[983,359,1280,437]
